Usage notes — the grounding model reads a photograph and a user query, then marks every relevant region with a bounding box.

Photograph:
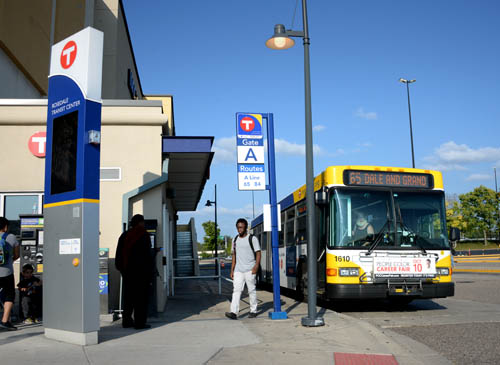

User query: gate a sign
[236,113,266,191]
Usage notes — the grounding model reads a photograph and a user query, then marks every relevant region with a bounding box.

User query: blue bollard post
[266,113,287,320]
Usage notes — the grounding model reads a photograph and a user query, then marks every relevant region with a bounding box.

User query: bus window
[297,206,307,244]
[286,214,295,246]
[259,231,265,252]
[279,212,285,247]
[394,192,449,249]
[331,189,393,248]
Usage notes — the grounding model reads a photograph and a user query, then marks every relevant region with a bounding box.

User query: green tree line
[201,220,232,256]
[446,185,500,245]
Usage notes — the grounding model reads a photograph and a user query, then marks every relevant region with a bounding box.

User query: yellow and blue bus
[251,165,454,303]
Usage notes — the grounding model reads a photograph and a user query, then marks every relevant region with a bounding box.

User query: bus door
[317,205,327,293]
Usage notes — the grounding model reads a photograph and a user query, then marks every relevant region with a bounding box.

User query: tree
[201,220,224,254]
[458,186,499,245]
[223,235,233,256]
[446,200,467,233]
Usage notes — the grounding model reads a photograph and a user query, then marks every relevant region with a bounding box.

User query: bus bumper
[326,282,455,300]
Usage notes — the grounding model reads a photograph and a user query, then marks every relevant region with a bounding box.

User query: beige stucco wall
[0,124,46,192]
[100,123,163,254]
[0,101,167,257]
[144,95,175,136]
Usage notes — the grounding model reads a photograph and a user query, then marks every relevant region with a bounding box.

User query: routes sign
[238,164,265,190]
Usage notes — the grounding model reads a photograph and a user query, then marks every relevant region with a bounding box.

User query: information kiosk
[43,27,103,346]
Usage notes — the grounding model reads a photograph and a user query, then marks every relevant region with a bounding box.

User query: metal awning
[163,136,214,211]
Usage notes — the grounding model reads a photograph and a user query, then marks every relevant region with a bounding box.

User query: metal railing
[172,257,228,295]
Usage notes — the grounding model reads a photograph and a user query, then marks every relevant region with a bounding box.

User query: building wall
[0,100,167,253]
[145,95,175,136]
[0,48,42,99]
[100,121,163,253]
[0,0,142,99]
[0,0,53,94]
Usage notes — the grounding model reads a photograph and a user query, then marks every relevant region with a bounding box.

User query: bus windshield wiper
[367,201,393,255]
[396,204,427,254]
[366,218,391,255]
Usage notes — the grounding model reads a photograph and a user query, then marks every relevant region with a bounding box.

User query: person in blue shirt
[0,217,20,331]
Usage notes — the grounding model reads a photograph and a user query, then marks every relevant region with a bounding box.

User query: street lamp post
[205,184,218,276]
[399,78,416,168]
[266,0,324,327]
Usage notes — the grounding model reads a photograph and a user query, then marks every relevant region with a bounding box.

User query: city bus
[251,165,455,303]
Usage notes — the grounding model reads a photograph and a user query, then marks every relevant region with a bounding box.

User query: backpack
[0,232,8,266]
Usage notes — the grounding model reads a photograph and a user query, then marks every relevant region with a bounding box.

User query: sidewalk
[0,277,451,365]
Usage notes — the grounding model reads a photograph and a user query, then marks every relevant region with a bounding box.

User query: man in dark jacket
[115,214,154,329]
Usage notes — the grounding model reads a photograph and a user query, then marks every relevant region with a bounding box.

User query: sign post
[235,113,287,320]
[43,27,103,346]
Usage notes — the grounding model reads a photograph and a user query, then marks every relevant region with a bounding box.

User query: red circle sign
[28,132,47,158]
[240,117,255,132]
[60,41,77,69]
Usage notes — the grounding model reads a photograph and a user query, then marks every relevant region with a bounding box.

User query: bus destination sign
[344,170,434,189]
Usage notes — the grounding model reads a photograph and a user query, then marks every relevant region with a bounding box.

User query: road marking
[455,254,500,259]
[455,260,500,264]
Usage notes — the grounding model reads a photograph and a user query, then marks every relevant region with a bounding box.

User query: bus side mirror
[314,190,328,206]
[449,227,460,242]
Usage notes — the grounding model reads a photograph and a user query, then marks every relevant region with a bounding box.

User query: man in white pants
[225,218,261,319]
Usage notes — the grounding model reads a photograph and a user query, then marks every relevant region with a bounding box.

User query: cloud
[466,173,492,181]
[189,204,254,217]
[313,124,326,132]
[434,141,500,164]
[213,136,236,164]
[423,141,500,171]
[354,107,377,120]
[213,136,325,163]
[274,138,323,156]
[359,142,373,148]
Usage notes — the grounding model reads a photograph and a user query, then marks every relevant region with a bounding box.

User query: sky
[122,0,500,239]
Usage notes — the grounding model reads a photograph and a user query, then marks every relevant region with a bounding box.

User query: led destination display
[344,170,433,189]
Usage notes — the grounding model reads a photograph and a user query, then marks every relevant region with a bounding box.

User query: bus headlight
[339,268,359,277]
[437,268,450,276]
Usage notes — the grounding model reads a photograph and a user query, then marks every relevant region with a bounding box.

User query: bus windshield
[330,188,450,250]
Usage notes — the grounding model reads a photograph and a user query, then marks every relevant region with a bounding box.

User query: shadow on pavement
[323,298,447,313]
[99,270,234,343]
[0,328,44,346]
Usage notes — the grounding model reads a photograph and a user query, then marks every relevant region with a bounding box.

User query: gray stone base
[45,328,98,346]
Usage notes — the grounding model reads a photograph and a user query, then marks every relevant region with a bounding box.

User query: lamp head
[266,24,295,50]
[205,200,212,207]
[399,78,416,84]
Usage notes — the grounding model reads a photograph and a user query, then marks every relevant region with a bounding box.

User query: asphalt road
[215,256,500,364]
[337,256,500,365]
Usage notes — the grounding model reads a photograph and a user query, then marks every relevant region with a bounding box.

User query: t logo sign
[28,131,47,158]
[60,41,77,69]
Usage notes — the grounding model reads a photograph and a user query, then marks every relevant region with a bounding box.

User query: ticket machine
[19,214,44,276]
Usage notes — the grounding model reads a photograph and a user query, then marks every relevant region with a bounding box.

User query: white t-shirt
[232,234,261,273]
